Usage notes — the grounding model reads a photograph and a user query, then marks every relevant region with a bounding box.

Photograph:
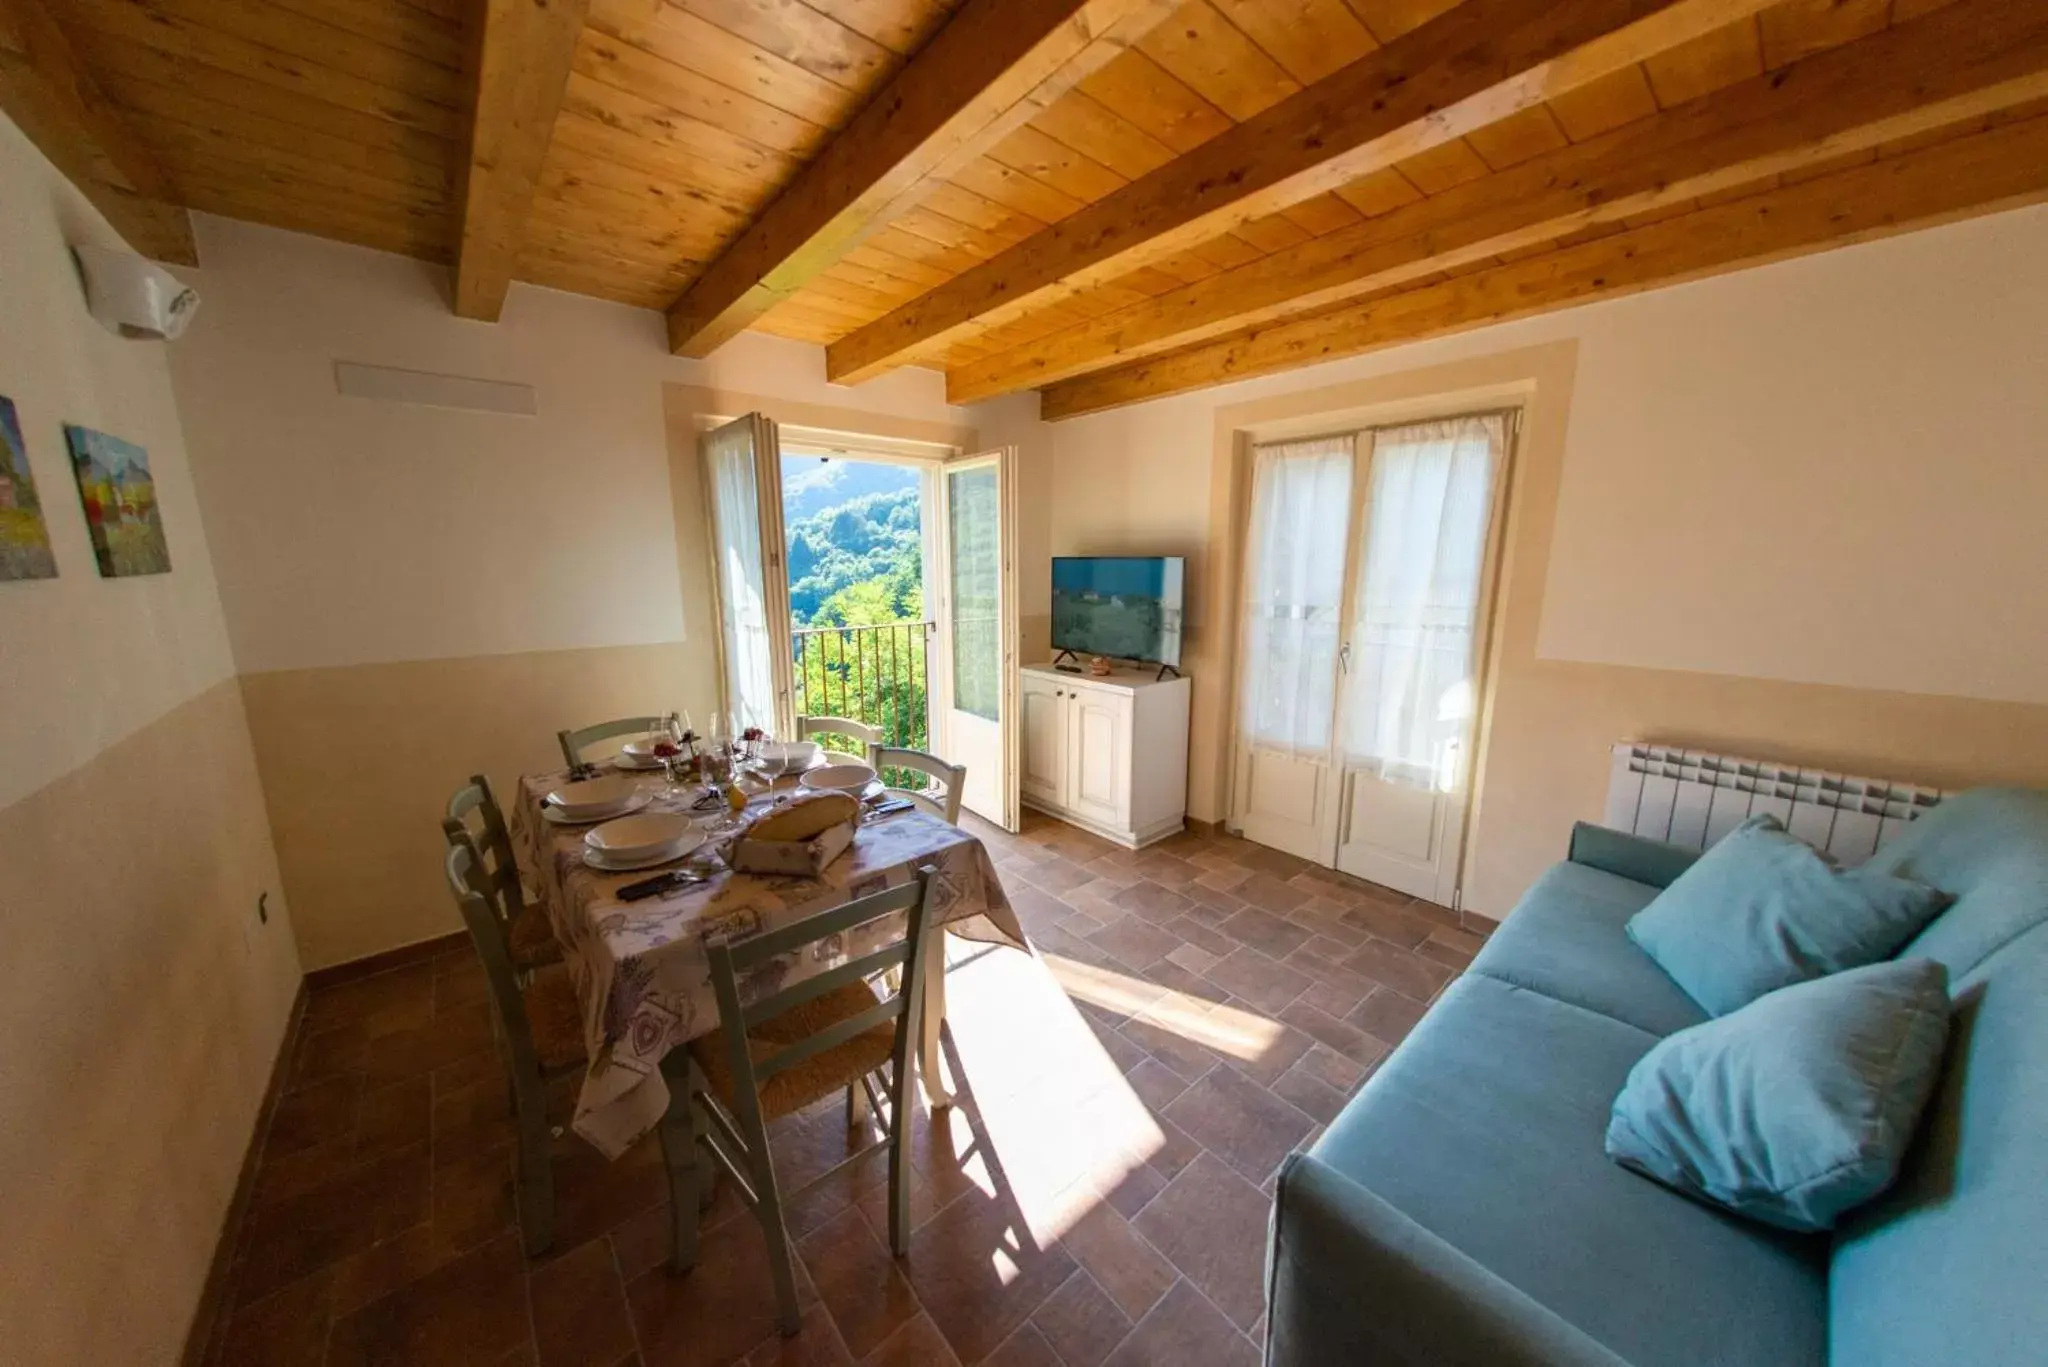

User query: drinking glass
[757,734,790,790]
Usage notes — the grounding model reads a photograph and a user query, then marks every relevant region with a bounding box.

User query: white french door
[1229,435,1357,861]
[930,448,1019,829]
[701,414,794,736]
[1230,413,1511,903]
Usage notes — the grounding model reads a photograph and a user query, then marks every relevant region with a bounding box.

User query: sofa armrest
[1566,822,1700,890]
[1267,1153,1634,1367]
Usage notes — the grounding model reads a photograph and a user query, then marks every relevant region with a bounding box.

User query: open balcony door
[701,414,794,737]
[930,448,1019,830]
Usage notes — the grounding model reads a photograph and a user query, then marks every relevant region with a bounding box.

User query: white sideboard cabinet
[1018,663,1190,848]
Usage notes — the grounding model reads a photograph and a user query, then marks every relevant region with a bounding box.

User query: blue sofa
[1265,787,2048,1367]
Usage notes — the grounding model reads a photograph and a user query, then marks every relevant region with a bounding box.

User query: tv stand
[1018,663,1190,849]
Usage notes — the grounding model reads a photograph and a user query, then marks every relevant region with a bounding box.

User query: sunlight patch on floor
[937,946,1174,1246]
[1044,952,1286,1062]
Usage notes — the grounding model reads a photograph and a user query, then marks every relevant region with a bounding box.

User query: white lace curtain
[1341,413,1504,791]
[1238,434,1355,753]
[703,418,777,734]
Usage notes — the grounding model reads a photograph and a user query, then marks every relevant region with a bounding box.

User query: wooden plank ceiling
[10,0,2047,416]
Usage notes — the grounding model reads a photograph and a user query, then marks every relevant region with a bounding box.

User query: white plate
[547,773,640,818]
[586,811,700,863]
[543,791,651,825]
[582,840,700,873]
[612,752,666,771]
[800,762,878,796]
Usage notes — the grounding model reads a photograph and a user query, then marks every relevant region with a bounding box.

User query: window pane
[947,465,1001,722]
[1342,414,1502,789]
[1239,436,1355,752]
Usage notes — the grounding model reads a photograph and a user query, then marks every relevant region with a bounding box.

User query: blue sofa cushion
[1469,860,1709,1037]
[1606,959,1952,1233]
[1626,815,1950,1015]
[1864,787,2048,982]
[1307,973,1828,1367]
[1829,925,2048,1367]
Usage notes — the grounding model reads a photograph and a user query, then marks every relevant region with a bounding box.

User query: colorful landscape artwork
[0,395,59,582]
[66,424,170,578]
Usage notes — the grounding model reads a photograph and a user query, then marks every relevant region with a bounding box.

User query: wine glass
[706,711,729,768]
[756,732,791,793]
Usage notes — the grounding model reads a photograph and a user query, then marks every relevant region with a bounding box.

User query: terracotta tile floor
[204,812,1484,1366]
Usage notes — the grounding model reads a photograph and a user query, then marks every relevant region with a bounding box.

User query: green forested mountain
[782,458,925,627]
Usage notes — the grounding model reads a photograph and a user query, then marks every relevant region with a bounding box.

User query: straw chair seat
[689,980,895,1122]
[523,966,589,1073]
[509,904,562,970]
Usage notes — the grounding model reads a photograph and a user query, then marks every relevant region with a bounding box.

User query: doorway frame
[683,396,1022,831]
[1216,382,1533,908]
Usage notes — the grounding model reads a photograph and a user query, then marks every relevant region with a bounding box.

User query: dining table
[510,761,1027,1159]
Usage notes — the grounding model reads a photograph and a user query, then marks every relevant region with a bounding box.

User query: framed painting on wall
[66,424,171,578]
[0,395,59,581]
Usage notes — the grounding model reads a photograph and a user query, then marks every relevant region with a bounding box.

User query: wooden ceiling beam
[948,0,2048,403]
[1039,111,2048,418]
[0,0,194,263]
[452,0,591,322]
[662,0,1181,359]
[824,0,1779,385]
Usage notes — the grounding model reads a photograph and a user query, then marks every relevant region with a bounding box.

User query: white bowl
[548,773,640,818]
[755,739,819,770]
[800,762,877,797]
[621,738,664,759]
[584,811,701,863]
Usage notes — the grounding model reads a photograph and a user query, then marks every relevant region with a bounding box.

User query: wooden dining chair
[443,775,560,975]
[663,869,940,1335]
[871,746,967,824]
[796,714,880,766]
[558,716,664,768]
[443,843,588,1255]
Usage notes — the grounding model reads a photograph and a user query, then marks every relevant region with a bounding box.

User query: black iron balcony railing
[791,620,933,752]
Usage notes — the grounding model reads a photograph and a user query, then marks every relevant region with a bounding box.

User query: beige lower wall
[240,642,705,969]
[0,679,300,1366]
[1465,658,2048,918]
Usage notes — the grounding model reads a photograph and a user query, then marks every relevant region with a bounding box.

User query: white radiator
[1603,744,1947,866]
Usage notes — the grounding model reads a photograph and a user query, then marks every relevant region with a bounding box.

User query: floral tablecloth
[512,770,1026,1158]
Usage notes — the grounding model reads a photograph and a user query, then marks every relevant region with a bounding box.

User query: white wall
[171,216,971,676]
[1028,203,2048,708]
[0,130,238,811]
[981,203,2048,911]
[1532,208,2048,703]
[0,112,300,1367]
[167,217,979,968]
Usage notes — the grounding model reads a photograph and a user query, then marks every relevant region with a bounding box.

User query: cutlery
[617,868,707,901]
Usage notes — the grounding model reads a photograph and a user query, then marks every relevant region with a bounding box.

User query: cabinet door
[1065,690,1130,829]
[1019,675,1067,807]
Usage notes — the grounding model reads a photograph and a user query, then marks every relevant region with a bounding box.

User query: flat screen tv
[1051,556,1185,670]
